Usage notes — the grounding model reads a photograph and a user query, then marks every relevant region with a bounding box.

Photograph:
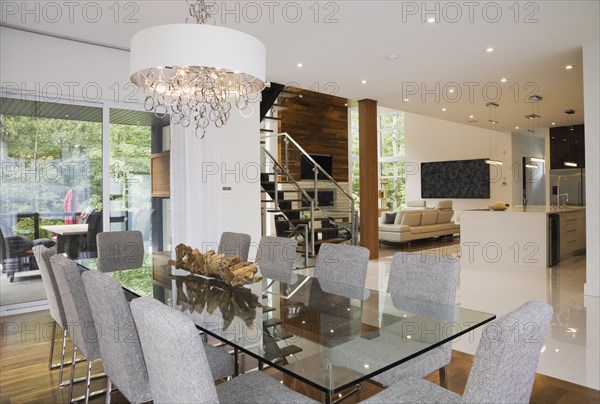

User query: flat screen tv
[301,154,333,180]
[421,159,490,199]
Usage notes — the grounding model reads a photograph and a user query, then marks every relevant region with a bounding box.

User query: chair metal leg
[58,330,67,384]
[84,360,92,404]
[105,378,112,404]
[48,321,57,369]
[439,365,448,389]
[68,346,77,404]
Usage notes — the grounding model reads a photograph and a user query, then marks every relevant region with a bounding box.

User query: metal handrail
[261,133,358,245]
[261,146,316,255]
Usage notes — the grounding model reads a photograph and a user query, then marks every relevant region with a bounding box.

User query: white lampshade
[130,24,266,85]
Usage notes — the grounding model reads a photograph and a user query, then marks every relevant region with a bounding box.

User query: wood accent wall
[278,88,349,182]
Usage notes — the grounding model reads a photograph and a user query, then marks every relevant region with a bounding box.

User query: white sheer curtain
[170,124,223,253]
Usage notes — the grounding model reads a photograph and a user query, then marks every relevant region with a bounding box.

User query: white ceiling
[3,1,598,133]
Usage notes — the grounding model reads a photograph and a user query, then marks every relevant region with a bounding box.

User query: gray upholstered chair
[256,236,298,282]
[313,243,370,288]
[372,251,460,388]
[362,300,553,404]
[130,296,317,404]
[51,255,104,403]
[218,232,251,261]
[33,245,75,385]
[82,270,234,403]
[96,230,144,272]
[81,270,152,404]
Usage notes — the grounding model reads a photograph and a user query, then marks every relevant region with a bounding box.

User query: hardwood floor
[1,311,598,403]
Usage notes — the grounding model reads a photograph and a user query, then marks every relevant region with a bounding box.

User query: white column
[583,38,600,297]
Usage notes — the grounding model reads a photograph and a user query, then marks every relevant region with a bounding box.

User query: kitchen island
[460,206,586,268]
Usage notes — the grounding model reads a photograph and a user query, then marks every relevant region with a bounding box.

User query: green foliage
[109,254,154,297]
[0,114,152,218]
[13,217,64,239]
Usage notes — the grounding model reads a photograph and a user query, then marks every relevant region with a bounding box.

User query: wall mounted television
[421,159,490,199]
[301,153,333,180]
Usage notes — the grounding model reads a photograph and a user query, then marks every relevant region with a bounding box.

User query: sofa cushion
[394,212,404,225]
[437,210,454,224]
[383,212,397,224]
[406,200,426,208]
[437,200,453,210]
[420,210,438,226]
[379,224,410,233]
[401,213,421,227]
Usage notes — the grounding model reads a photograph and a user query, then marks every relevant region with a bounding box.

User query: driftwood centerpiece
[168,243,262,287]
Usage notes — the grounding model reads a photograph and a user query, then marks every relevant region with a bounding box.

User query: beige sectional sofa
[378,200,460,243]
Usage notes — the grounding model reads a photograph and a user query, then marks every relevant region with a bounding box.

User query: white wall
[167,111,261,260]
[404,112,512,212]
[511,130,547,206]
[583,39,600,297]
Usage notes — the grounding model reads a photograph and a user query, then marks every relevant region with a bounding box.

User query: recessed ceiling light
[361,80,367,84]
[486,47,494,53]
[385,54,399,61]
[344,103,348,107]
[551,122,556,125]
[64,114,69,118]
[442,108,446,111]
[296,63,304,68]
[469,115,474,119]
[299,94,303,98]
[403,98,409,102]
[448,88,455,93]
[500,78,507,83]
[515,126,519,129]
[426,16,436,23]
[565,65,574,70]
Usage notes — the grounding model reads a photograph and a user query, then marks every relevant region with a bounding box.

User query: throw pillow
[383,212,397,224]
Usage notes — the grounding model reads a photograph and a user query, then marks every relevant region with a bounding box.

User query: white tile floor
[364,246,599,390]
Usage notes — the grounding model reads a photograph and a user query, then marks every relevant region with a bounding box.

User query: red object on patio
[63,189,79,224]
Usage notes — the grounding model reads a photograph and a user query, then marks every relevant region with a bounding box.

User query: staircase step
[263,306,276,313]
[280,345,303,357]
[314,237,349,245]
[262,199,305,203]
[267,208,312,213]
[273,330,294,340]
[263,318,283,328]
[312,227,340,233]
[261,180,296,185]
[260,128,274,133]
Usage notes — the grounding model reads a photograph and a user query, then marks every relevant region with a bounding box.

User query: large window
[0,98,169,309]
[349,107,406,211]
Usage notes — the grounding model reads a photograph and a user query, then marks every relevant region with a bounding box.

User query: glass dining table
[77,253,495,404]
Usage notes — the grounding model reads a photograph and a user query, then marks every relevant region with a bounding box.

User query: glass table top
[77,254,495,396]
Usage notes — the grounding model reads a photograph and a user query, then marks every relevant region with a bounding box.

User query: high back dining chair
[51,255,104,403]
[96,230,144,272]
[362,300,553,404]
[82,271,234,403]
[372,251,460,388]
[130,296,317,404]
[81,270,152,404]
[218,232,251,261]
[33,245,80,386]
[256,236,298,281]
[313,243,370,288]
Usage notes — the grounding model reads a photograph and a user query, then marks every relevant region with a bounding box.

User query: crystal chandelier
[129,0,266,138]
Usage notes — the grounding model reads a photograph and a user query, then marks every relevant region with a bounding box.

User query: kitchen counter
[460,206,586,268]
